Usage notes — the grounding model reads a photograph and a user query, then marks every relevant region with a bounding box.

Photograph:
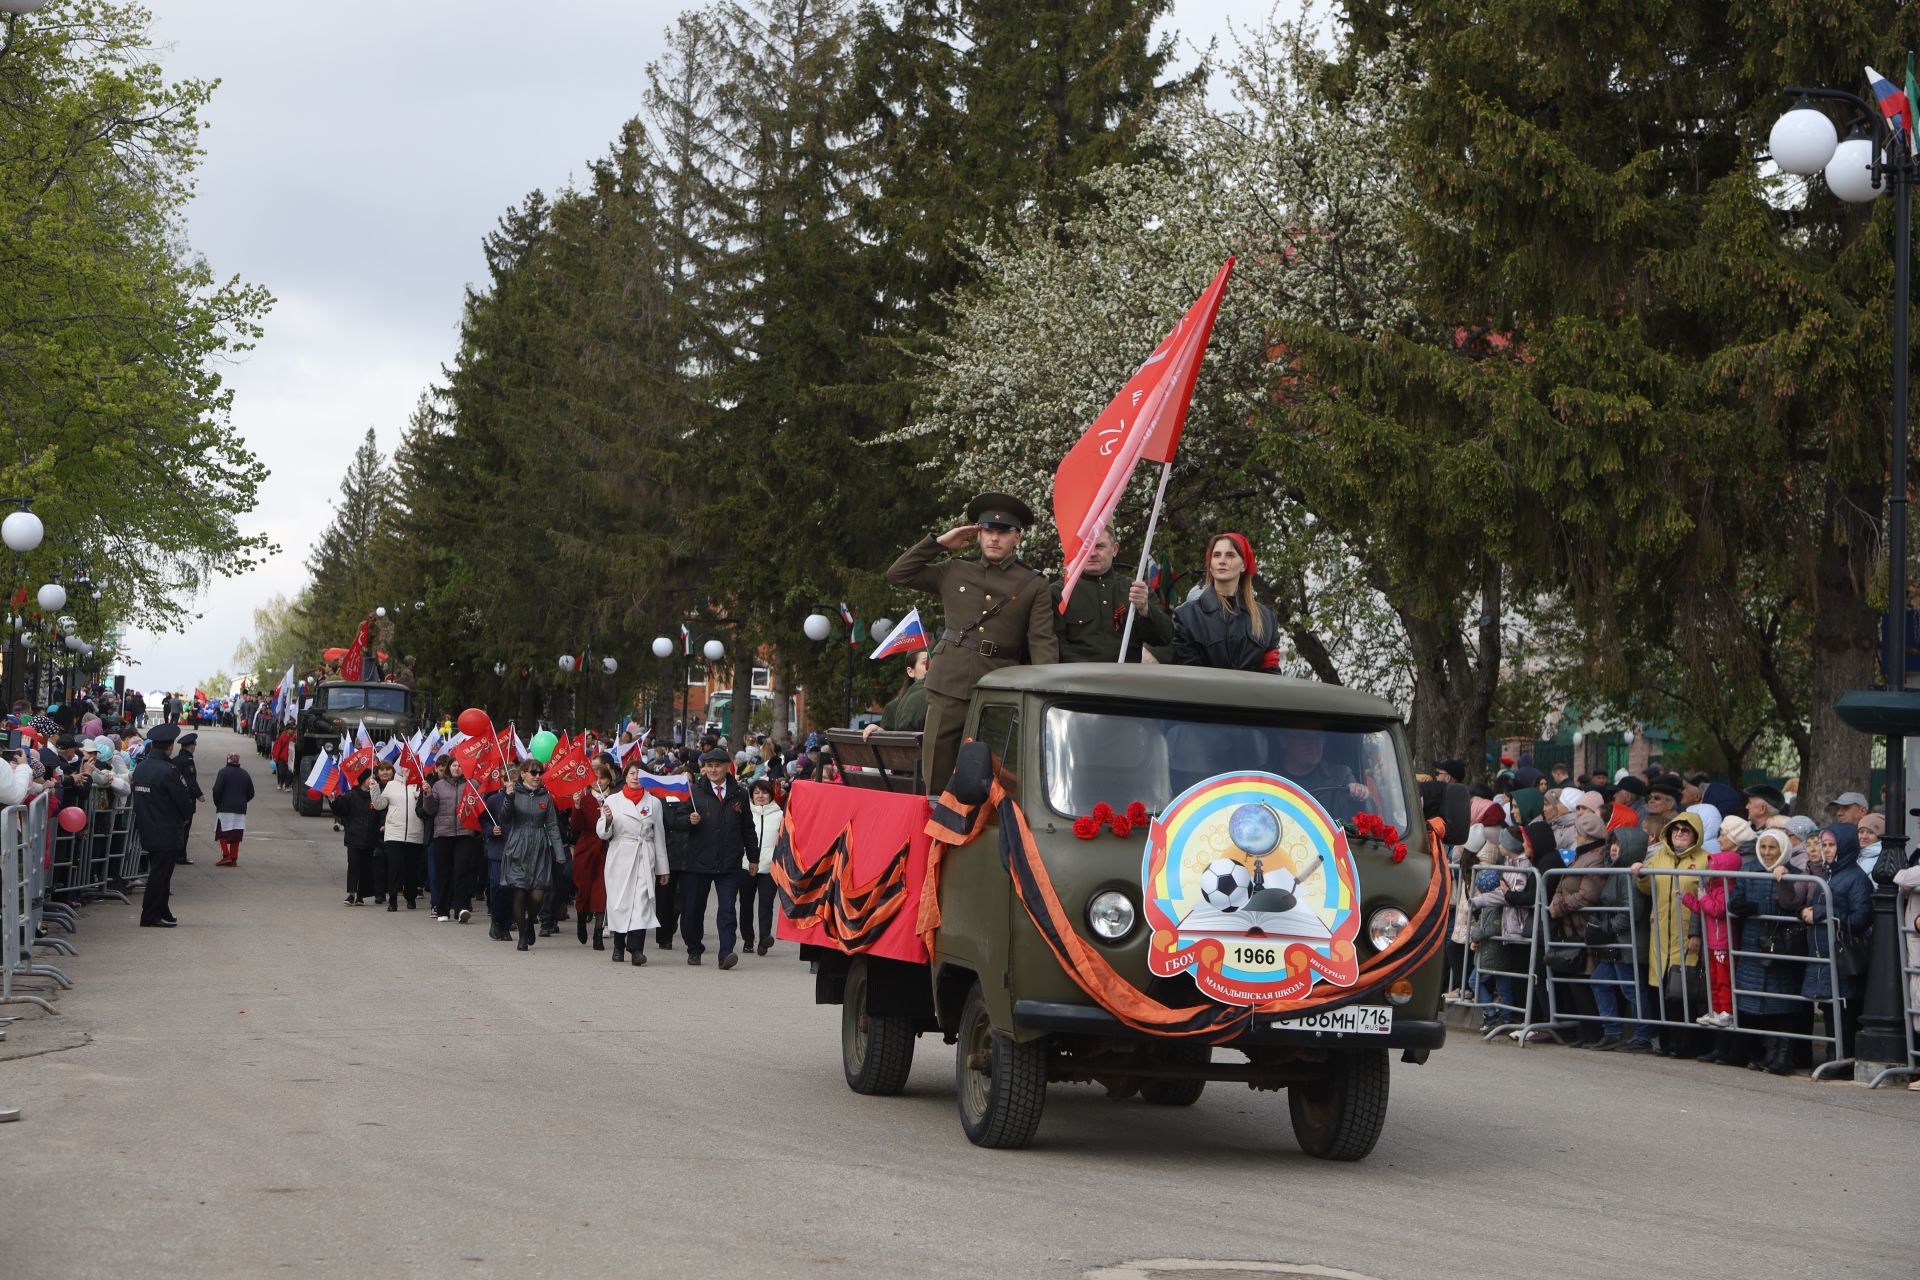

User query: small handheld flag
[1868,64,1913,151]
[870,607,929,660]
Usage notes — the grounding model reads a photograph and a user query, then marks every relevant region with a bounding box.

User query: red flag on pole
[544,737,594,808]
[1053,257,1235,611]
[450,731,506,794]
[456,781,487,831]
[340,616,372,681]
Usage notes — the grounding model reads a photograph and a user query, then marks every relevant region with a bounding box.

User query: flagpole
[1116,461,1174,663]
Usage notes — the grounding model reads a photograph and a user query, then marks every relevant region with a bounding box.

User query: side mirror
[947,740,994,806]
[1442,782,1472,846]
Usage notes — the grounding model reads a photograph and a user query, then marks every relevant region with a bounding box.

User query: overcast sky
[119,0,1288,693]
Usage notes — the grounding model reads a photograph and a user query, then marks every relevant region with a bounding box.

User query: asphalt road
[1,730,1911,1280]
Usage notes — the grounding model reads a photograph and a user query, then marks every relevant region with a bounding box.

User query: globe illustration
[1228,802,1280,857]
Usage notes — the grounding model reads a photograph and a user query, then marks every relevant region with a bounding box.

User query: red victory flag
[1054,257,1235,612]
[456,782,487,831]
[450,731,506,794]
[339,741,376,786]
[543,737,594,808]
[397,742,427,788]
[340,615,372,680]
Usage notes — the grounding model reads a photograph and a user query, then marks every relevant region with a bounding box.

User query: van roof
[974,663,1402,721]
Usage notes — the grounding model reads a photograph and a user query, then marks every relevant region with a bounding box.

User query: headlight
[1367,905,1409,952]
[1087,890,1136,941]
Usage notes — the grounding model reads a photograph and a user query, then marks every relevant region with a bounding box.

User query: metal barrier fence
[1538,866,1846,1074]
[47,778,134,906]
[2,792,67,1016]
[1449,859,1545,1038]
[1872,890,1920,1089]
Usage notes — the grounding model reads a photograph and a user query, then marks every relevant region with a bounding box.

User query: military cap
[146,723,180,747]
[177,731,198,747]
[966,491,1034,531]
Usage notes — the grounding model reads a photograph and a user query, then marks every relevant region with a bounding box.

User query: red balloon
[456,708,492,737]
[57,806,88,833]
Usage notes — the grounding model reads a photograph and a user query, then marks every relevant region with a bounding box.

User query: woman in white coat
[597,758,671,966]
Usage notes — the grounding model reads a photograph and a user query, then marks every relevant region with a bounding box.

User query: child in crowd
[1682,850,1741,1030]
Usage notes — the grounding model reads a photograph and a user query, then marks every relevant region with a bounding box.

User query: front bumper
[1013,999,1447,1051]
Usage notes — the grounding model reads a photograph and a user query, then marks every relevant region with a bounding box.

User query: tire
[954,983,1047,1148]
[841,958,915,1096]
[1140,1041,1210,1107]
[1288,1046,1390,1161]
[291,757,320,817]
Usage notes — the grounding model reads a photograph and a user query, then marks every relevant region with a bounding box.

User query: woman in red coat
[270,729,295,791]
[571,758,615,948]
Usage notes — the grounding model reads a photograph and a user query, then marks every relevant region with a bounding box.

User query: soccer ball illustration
[1199,858,1251,911]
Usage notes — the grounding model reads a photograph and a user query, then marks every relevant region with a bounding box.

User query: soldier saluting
[887,491,1058,794]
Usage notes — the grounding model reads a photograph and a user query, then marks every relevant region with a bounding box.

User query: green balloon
[529,730,559,763]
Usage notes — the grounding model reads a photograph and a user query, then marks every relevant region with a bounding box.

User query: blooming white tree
[897,12,1422,695]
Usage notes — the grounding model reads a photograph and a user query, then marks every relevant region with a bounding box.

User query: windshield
[321,687,408,714]
[1042,704,1410,831]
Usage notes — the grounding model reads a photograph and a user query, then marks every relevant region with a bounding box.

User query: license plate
[1271,1005,1391,1035]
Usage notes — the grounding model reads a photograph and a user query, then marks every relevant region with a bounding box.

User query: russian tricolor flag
[869,607,929,660]
[632,768,692,801]
[305,751,344,799]
[1868,64,1912,150]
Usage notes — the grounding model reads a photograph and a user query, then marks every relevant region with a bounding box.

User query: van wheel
[1140,1041,1210,1106]
[291,759,319,816]
[841,958,914,1096]
[1288,1047,1389,1161]
[955,983,1047,1148]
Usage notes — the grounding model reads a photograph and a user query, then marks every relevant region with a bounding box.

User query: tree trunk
[1401,564,1502,785]
[728,644,755,752]
[1803,476,1881,813]
[770,659,791,744]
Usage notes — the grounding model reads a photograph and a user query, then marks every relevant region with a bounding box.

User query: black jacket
[173,750,203,801]
[212,763,255,814]
[130,751,195,852]
[1172,590,1278,671]
[665,776,756,874]
[328,784,384,850]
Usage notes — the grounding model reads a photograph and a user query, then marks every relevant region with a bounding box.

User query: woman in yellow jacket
[1630,809,1710,1056]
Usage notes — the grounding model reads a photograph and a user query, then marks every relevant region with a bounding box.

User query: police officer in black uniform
[133,724,196,927]
[173,730,205,863]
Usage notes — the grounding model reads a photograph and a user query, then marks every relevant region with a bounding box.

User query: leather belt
[940,628,1002,659]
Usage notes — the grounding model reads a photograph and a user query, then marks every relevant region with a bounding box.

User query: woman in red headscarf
[1172,532,1279,671]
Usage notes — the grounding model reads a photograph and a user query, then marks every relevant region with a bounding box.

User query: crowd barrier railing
[2,793,63,1015]
[1537,865,1845,1073]
[1870,890,1920,1089]
[1446,860,1546,1039]
[47,779,133,907]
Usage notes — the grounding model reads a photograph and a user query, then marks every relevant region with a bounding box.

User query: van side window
[974,704,1019,772]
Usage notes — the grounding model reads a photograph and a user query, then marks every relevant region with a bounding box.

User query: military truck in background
[289,679,418,817]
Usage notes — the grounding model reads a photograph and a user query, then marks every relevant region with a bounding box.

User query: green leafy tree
[0,3,273,631]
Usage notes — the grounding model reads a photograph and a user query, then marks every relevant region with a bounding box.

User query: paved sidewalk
[0,730,1911,1280]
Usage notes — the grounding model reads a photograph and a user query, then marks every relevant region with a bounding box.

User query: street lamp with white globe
[1770,78,1920,1074]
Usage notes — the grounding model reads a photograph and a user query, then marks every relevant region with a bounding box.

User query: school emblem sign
[1142,771,1362,1007]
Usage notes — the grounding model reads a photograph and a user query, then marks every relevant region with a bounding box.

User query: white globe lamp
[36,583,65,612]
[651,636,674,659]
[1825,134,1883,203]
[803,613,832,642]
[702,639,725,663]
[601,656,618,675]
[1,508,42,553]
[1768,103,1839,176]
[871,617,894,644]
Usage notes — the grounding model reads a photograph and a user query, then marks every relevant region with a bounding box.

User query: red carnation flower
[1072,816,1100,840]
[1108,815,1133,838]
[1126,802,1149,827]
[1090,802,1114,822]
[1392,841,1408,863]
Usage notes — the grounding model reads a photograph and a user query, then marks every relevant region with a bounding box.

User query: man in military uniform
[173,730,204,863]
[133,724,196,928]
[1052,526,1174,663]
[887,491,1058,794]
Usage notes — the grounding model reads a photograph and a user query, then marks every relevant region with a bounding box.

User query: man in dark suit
[664,748,756,969]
